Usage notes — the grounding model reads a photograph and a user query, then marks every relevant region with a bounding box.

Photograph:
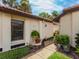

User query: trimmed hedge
[0,46,30,59]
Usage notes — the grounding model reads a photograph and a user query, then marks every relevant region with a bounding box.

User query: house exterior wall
[42,21,56,38]
[0,12,2,49]
[24,18,41,44]
[0,12,58,52]
[0,12,11,52]
[60,11,79,47]
[72,11,79,47]
[60,14,72,46]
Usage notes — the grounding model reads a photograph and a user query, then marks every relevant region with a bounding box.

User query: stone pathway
[22,44,57,59]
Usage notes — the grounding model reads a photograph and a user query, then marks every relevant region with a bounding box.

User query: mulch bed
[29,39,54,53]
[58,47,79,59]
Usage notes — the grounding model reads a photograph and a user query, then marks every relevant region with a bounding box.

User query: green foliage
[39,12,53,20]
[39,11,60,21]
[48,52,71,59]
[0,47,30,59]
[55,35,61,44]
[20,0,32,13]
[5,0,31,13]
[52,10,60,17]
[75,48,79,55]
[75,47,79,56]
[31,30,40,38]
[75,33,79,47]
[7,0,16,7]
[53,30,59,36]
[55,35,70,45]
[39,12,50,18]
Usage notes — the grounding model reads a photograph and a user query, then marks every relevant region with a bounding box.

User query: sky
[17,0,79,15]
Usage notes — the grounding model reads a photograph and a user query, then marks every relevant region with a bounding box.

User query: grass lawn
[0,46,30,59]
[48,52,72,59]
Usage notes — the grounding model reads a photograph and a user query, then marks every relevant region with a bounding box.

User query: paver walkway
[22,44,57,59]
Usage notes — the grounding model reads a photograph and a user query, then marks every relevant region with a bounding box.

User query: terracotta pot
[32,36,40,43]
[35,38,40,43]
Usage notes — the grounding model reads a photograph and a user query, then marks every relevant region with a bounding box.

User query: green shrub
[53,30,59,36]
[75,48,79,55]
[75,33,79,47]
[75,47,79,56]
[31,30,40,38]
[55,35,62,44]
[55,35,70,45]
[48,52,71,59]
[0,46,30,59]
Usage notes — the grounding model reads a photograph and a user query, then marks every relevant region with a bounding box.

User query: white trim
[11,40,25,46]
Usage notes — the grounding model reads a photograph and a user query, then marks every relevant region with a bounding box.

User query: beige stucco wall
[24,18,41,44]
[0,12,58,52]
[11,15,56,45]
[60,13,72,46]
[24,18,59,44]
[60,11,79,47]
[72,11,79,47]
[0,12,2,48]
[42,21,55,38]
[0,12,11,51]
[60,14,72,36]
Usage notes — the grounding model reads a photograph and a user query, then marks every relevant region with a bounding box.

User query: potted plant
[31,30,40,43]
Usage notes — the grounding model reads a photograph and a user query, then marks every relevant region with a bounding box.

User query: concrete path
[22,44,57,59]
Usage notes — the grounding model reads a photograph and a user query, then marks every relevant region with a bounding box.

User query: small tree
[7,0,16,7]
[39,12,53,20]
[52,10,60,18]
[20,0,32,13]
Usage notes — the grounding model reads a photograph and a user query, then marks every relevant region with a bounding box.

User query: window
[11,20,24,41]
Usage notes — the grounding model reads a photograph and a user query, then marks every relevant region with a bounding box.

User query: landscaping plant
[31,30,40,43]
[55,35,70,52]
[75,33,79,48]
[53,30,59,45]
[60,35,70,45]
[53,30,59,36]
[75,33,79,55]
[75,48,79,56]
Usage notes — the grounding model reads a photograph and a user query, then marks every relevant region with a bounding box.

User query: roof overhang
[0,4,53,23]
[54,5,79,22]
